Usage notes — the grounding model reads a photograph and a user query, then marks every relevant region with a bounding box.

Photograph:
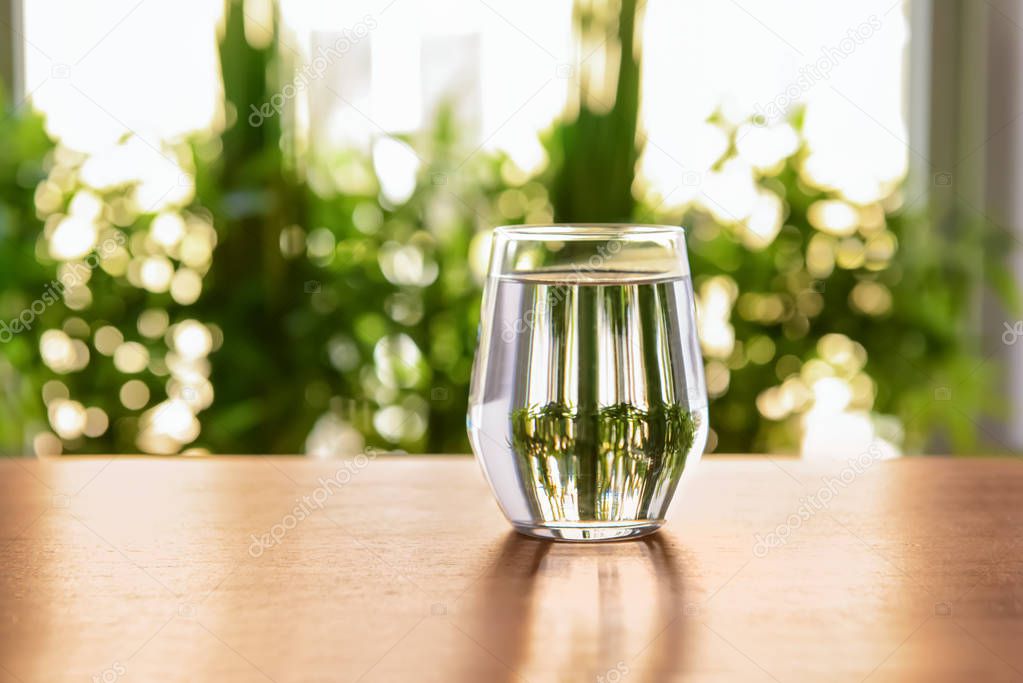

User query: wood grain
[0,456,1021,682]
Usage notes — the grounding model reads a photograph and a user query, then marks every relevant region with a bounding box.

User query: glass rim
[494,223,686,240]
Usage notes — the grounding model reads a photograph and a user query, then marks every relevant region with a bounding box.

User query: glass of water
[468,225,708,541]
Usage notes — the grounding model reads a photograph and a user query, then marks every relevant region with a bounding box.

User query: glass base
[512,520,664,542]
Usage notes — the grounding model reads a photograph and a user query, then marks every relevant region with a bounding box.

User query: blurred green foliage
[0,0,1013,456]
[190,1,518,453]
[671,147,1004,453]
[0,85,54,450]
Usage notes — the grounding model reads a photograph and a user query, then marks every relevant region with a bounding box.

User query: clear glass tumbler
[468,225,708,541]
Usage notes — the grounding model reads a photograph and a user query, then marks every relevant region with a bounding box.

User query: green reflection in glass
[510,401,696,522]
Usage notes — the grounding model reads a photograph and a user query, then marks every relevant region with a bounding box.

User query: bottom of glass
[512,520,664,542]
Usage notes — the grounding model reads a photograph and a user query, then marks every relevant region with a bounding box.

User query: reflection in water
[511,402,697,522]
[451,533,689,682]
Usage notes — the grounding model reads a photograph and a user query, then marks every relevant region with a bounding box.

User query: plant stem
[638,282,667,513]
[574,284,599,518]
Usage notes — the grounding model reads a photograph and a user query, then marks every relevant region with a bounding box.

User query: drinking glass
[468,225,708,541]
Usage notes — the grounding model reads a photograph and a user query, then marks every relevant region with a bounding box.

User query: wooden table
[0,456,1021,682]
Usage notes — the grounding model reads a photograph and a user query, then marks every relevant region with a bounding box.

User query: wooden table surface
[0,456,1021,683]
